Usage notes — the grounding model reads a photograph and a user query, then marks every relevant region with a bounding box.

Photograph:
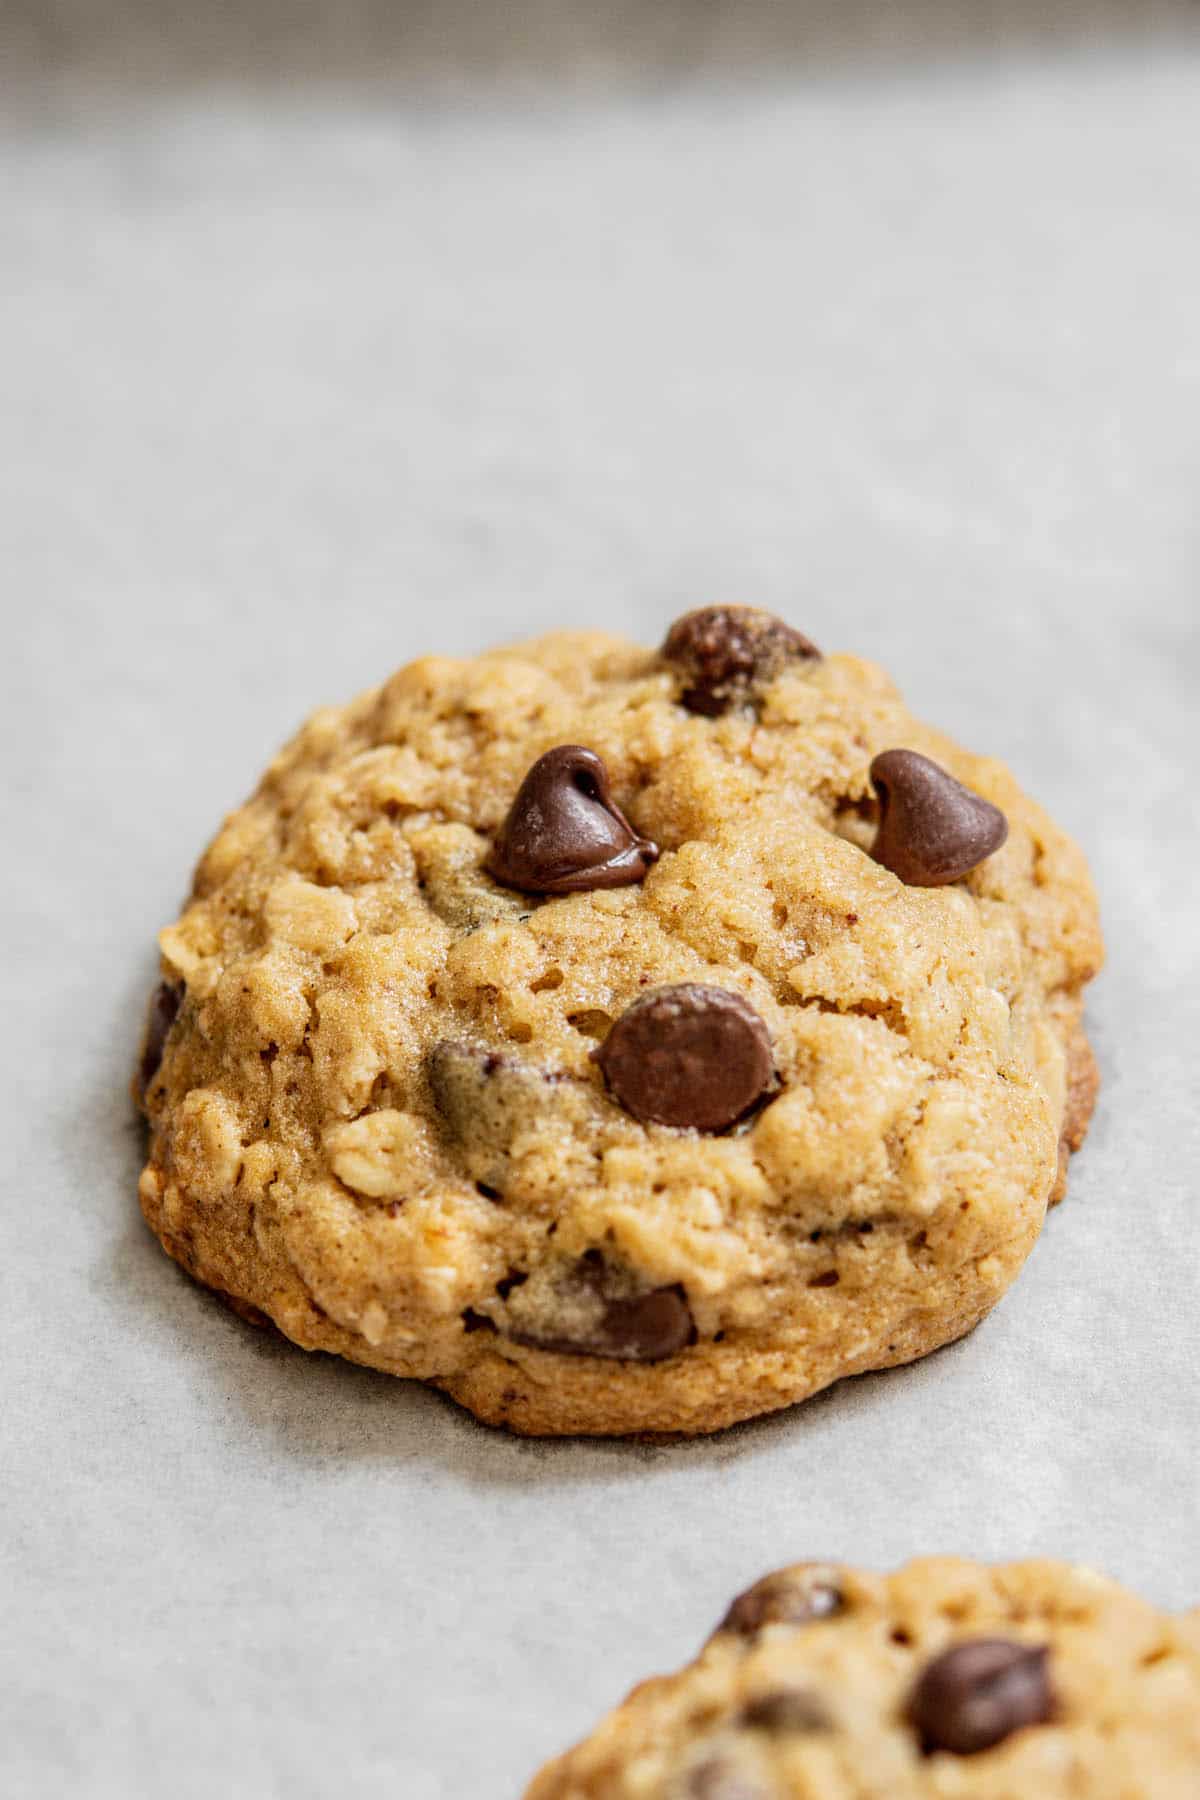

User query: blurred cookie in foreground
[526,1559,1200,1797]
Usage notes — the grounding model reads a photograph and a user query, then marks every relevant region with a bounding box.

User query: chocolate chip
[486,745,659,895]
[510,1255,694,1362]
[587,1285,694,1359]
[717,1568,844,1638]
[661,606,820,716]
[907,1638,1053,1756]
[593,984,775,1132]
[740,1688,831,1733]
[137,981,182,1104]
[869,750,1008,887]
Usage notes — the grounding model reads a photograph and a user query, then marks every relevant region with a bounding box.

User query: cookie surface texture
[135,616,1103,1435]
[524,1559,1200,1797]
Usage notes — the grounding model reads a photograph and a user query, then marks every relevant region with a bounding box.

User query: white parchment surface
[4,38,1200,1800]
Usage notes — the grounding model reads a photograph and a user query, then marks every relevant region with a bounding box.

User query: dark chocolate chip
[907,1637,1054,1756]
[486,745,659,895]
[136,981,182,1104]
[586,1284,694,1360]
[718,1569,844,1638]
[869,750,1008,887]
[511,1256,694,1363]
[661,606,820,716]
[740,1688,832,1733]
[593,984,775,1132]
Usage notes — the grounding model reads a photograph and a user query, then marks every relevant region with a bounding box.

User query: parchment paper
[4,35,1199,1800]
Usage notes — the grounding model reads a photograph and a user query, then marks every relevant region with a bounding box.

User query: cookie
[134,609,1102,1436]
[525,1558,1200,1797]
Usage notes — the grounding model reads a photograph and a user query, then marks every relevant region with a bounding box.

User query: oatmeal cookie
[525,1558,1200,1798]
[135,610,1102,1435]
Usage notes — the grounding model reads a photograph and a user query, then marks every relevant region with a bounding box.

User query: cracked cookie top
[136,614,1102,1435]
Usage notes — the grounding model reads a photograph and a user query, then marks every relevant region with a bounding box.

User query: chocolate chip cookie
[135,610,1102,1435]
[525,1559,1200,1796]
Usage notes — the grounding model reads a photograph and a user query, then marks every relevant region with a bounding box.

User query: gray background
[5,8,1200,1797]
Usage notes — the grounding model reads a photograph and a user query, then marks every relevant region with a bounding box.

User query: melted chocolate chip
[486,745,659,895]
[908,1638,1053,1756]
[740,1688,831,1733]
[661,606,820,716]
[717,1569,844,1638]
[588,1285,694,1360]
[869,750,1008,887]
[137,981,182,1104]
[511,1255,694,1362]
[593,984,776,1132]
